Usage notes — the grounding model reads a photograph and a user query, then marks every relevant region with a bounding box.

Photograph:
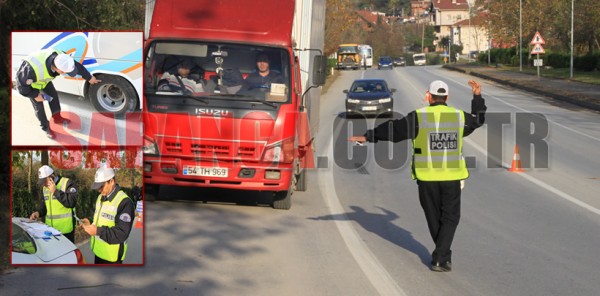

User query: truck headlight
[262,137,295,164]
[142,136,159,155]
[379,97,392,103]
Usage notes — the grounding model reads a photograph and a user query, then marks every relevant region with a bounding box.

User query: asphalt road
[2,65,600,295]
[11,89,142,147]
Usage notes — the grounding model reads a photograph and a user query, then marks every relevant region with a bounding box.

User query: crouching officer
[30,165,78,243]
[16,48,101,139]
[81,167,135,264]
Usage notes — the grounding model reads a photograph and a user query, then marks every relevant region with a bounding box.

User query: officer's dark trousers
[63,230,75,244]
[95,256,123,264]
[417,180,461,264]
[28,82,61,131]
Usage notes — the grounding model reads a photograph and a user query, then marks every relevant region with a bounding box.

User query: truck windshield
[338,46,358,54]
[145,41,291,103]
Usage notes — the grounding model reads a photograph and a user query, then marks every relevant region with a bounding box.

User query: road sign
[534,59,543,67]
[531,31,545,45]
[531,44,545,54]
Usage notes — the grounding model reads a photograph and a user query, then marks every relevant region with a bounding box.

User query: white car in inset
[11,217,85,265]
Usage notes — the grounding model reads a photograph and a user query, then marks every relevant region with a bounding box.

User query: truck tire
[144,184,160,201]
[88,75,138,117]
[272,189,292,210]
[295,168,307,192]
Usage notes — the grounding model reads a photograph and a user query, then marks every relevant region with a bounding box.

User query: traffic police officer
[351,80,486,272]
[81,167,135,264]
[15,48,101,139]
[30,165,78,243]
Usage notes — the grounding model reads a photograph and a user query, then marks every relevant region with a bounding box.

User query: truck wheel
[144,184,160,201]
[88,75,138,117]
[295,168,307,192]
[272,189,292,210]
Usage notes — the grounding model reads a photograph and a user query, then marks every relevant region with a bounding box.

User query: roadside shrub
[478,52,489,63]
[547,53,570,68]
[11,188,36,218]
[574,55,598,72]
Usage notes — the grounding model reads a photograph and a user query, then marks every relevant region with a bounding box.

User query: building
[454,12,489,56]
[430,0,476,51]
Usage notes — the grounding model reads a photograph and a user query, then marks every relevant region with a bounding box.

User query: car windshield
[144,41,291,103]
[12,222,36,255]
[351,81,387,93]
[380,57,392,63]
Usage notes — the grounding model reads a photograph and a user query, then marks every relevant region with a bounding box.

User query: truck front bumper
[143,156,293,192]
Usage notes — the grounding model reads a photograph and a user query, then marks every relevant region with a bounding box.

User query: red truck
[142,0,326,209]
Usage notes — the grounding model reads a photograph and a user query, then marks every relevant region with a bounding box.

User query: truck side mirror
[312,55,327,86]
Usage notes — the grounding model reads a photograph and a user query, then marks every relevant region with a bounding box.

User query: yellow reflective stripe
[26,55,47,81]
[47,213,72,219]
[414,155,463,163]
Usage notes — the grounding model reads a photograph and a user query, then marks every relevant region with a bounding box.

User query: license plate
[362,106,377,111]
[183,166,228,177]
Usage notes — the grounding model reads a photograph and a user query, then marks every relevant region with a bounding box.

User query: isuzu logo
[195,108,231,117]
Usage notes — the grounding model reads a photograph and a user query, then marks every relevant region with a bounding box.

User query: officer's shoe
[53,115,71,125]
[45,128,56,139]
[431,261,452,272]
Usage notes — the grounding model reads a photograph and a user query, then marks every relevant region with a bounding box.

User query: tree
[325,0,362,56]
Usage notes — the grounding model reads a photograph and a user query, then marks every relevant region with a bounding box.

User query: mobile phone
[354,141,364,146]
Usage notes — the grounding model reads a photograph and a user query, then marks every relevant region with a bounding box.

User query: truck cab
[143,0,325,209]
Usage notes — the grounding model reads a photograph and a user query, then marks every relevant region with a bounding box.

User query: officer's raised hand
[468,80,481,95]
[46,177,56,195]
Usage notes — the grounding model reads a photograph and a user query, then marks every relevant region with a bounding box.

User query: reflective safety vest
[91,190,132,262]
[412,105,469,181]
[43,177,74,234]
[24,49,61,90]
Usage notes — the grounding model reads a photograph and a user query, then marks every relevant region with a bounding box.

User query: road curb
[443,65,600,112]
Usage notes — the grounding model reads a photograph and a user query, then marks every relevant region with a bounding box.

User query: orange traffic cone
[508,145,524,172]
[134,214,143,228]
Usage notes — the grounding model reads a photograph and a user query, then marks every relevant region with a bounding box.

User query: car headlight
[347,99,360,104]
[379,97,392,103]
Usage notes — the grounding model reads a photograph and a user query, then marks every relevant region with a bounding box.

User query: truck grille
[162,139,261,160]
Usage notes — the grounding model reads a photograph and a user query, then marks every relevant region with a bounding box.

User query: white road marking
[317,121,407,296]
[464,137,600,216]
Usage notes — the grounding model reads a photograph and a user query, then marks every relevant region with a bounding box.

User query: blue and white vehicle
[11,32,143,116]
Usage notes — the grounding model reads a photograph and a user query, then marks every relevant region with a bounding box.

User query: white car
[11,217,85,265]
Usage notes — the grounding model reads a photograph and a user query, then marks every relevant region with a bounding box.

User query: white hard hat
[37,165,54,186]
[53,53,77,77]
[429,80,449,96]
[92,167,115,190]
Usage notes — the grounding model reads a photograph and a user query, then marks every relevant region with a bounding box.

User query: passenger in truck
[243,53,284,91]
[157,57,205,93]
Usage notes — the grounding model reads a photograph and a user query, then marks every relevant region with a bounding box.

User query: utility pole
[421,20,425,53]
[570,0,574,78]
[519,0,522,71]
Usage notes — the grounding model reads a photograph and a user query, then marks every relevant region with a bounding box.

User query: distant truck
[413,53,427,66]
[337,44,361,70]
[143,0,327,209]
[11,32,143,116]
